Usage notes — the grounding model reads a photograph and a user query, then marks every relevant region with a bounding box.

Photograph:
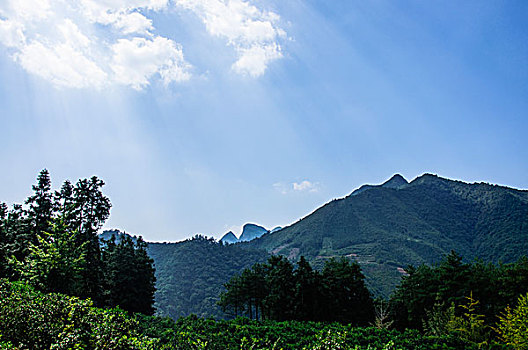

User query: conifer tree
[25,169,54,240]
[320,257,374,325]
[71,176,111,303]
[293,256,319,321]
[101,234,156,315]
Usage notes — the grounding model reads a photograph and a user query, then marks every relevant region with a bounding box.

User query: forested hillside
[248,174,528,296]
[147,236,269,319]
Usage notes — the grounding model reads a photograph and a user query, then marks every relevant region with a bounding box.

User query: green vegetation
[137,316,474,350]
[0,279,156,350]
[249,174,528,296]
[389,251,528,332]
[495,293,528,349]
[0,169,156,314]
[219,255,374,325]
[2,170,528,349]
[0,280,473,350]
[147,235,269,319]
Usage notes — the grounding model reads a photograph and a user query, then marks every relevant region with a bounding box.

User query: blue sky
[1,0,527,241]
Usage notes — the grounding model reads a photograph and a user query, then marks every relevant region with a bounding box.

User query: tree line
[389,251,528,340]
[0,169,156,315]
[218,255,374,325]
[219,250,528,346]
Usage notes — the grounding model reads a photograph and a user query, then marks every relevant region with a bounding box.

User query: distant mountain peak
[239,223,267,242]
[243,223,263,230]
[220,231,238,244]
[219,224,269,244]
[352,173,408,196]
[381,174,408,189]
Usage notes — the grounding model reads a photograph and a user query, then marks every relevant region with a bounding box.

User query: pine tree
[25,169,54,239]
[55,180,75,228]
[71,176,111,303]
[293,256,319,321]
[320,257,374,325]
[263,255,295,321]
[101,234,156,315]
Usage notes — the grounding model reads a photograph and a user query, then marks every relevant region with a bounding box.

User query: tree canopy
[219,255,374,325]
[0,169,156,315]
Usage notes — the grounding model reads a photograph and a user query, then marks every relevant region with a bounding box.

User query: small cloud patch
[274,180,320,194]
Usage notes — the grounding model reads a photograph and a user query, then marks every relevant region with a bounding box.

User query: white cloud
[173,0,285,77]
[0,0,189,89]
[292,180,319,193]
[9,0,52,20]
[111,37,191,90]
[232,43,282,77]
[0,0,286,89]
[0,19,25,47]
[103,11,154,35]
[16,40,108,89]
[274,180,320,194]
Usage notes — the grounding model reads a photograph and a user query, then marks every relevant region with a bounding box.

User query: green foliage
[390,252,528,330]
[136,315,475,350]
[455,292,489,347]
[25,169,54,239]
[70,175,111,303]
[1,169,155,315]
[220,255,374,324]
[148,235,269,319]
[495,293,528,349]
[9,219,87,295]
[0,279,156,350]
[371,299,393,330]
[102,234,156,315]
[320,257,374,325]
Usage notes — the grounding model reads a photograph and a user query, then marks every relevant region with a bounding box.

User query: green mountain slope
[248,174,528,296]
[147,236,268,319]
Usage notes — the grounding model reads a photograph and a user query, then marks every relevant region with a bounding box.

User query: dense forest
[1,170,527,349]
[147,236,269,319]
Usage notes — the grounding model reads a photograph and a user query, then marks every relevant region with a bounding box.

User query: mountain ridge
[247,173,528,295]
[111,173,528,317]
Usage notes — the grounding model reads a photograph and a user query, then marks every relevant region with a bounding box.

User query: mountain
[220,231,238,244]
[248,174,528,296]
[147,235,268,319]
[238,223,267,242]
[110,173,528,318]
[219,224,269,244]
[351,174,409,196]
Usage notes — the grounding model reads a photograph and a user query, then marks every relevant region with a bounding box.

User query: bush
[0,279,156,350]
[495,293,528,349]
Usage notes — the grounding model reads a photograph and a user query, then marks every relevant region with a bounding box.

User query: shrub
[0,279,156,350]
